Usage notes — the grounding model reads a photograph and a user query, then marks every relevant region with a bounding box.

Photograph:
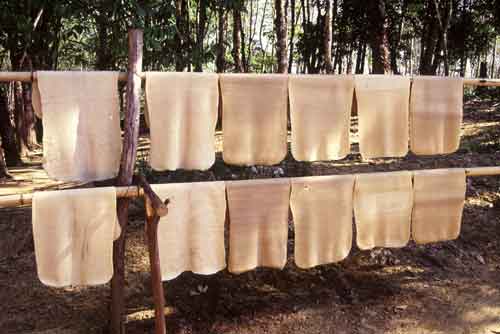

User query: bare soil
[0,96,499,334]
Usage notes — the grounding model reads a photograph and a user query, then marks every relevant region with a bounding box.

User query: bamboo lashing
[1,165,499,209]
[1,71,500,87]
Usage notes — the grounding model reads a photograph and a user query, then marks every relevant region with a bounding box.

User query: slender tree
[216,1,227,73]
[288,0,297,73]
[233,6,244,72]
[419,0,440,75]
[0,86,20,166]
[194,0,208,72]
[367,0,391,74]
[174,0,190,71]
[275,0,288,73]
[247,0,258,72]
[432,0,453,75]
[324,0,333,73]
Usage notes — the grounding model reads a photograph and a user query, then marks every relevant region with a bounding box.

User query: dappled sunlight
[462,304,500,333]
[126,306,176,323]
[0,166,65,196]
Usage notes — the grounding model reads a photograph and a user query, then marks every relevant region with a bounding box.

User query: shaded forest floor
[1,96,500,333]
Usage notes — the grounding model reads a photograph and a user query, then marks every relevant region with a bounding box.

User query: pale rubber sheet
[354,171,413,249]
[151,181,227,280]
[289,75,354,161]
[290,174,354,268]
[32,187,120,287]
[145,72,219,171]
[354,75,411,159]
[220,74,288,166]
[32,71,122,182]
[412,168,466,244]
[227,178,290,273]
[410,76,463,155]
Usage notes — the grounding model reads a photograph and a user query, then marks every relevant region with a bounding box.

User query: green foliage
[0,0,498,75]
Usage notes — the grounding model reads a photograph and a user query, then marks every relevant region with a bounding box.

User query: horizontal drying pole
[0,185,142,208]
[1,71,500,86]
[1,165,500,209]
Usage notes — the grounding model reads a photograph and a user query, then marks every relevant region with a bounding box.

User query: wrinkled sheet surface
[227,178,290,273]
[354,75,410,159]
[32,71,122,182]
[291,175,354,268]
[410,76,463,155]
[289,75,354,161]
[32,187,120,287]
[354,171,413,249]
[145,72,218,170]
[151,181,227,280]
[412,168,466,244]
[220,74,288,166]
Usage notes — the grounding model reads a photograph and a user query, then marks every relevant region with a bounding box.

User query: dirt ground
[0,95,499,334]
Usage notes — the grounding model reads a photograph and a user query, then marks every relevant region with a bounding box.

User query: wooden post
[111,29,143,334]
[137,174,169,334]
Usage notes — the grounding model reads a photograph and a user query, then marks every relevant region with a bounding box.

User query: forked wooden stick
[111,28,144,334]
[137,174,169,334]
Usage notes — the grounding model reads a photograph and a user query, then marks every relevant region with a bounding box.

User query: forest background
[0,0,499,177]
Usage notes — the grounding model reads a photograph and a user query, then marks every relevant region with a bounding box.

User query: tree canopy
[0,0,498,177]
[0,0,498,76]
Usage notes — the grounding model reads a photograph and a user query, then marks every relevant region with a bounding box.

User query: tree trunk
[0,86,20,166]
[175,0,190,71]
[390,0,407,74]
[491,38,496,78]
[12,82,23,154]
[288,0,296,73]
[216,3,226,73]
[95,2,114,70]
[194,0,208,72]
[355,41,367,74]
[479,61,488,78]
[232,8,244,73]
[367,0,391,74]
[110,29,143,334]
[21,83,37,148]
[260,0,270,72]
[275,0,288,73]
[0,95,11,179]
[432,0,452,75]
[239,3,248,72]
[419,1,440,75]
[10,51,37,156]
[324,0,333,73]
[247,0,258,72]
[460,53,467,77]
[331,0,338,73]
[184,0,192,71]
[346,44,353,74]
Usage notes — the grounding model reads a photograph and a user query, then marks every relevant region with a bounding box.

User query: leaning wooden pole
[137,174,169,334]
[144,203,167,334]
[111,29,144,334]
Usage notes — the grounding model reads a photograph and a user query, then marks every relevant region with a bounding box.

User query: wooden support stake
[111,29,143,334]
[136,174,169,217]
[137,174,169,334]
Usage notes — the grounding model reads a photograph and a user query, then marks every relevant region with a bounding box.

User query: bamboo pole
[0,71,131,82]
[111,28,143,334]
[1,165,500,208]
[0,71,500,87]
[0,186,142,208]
